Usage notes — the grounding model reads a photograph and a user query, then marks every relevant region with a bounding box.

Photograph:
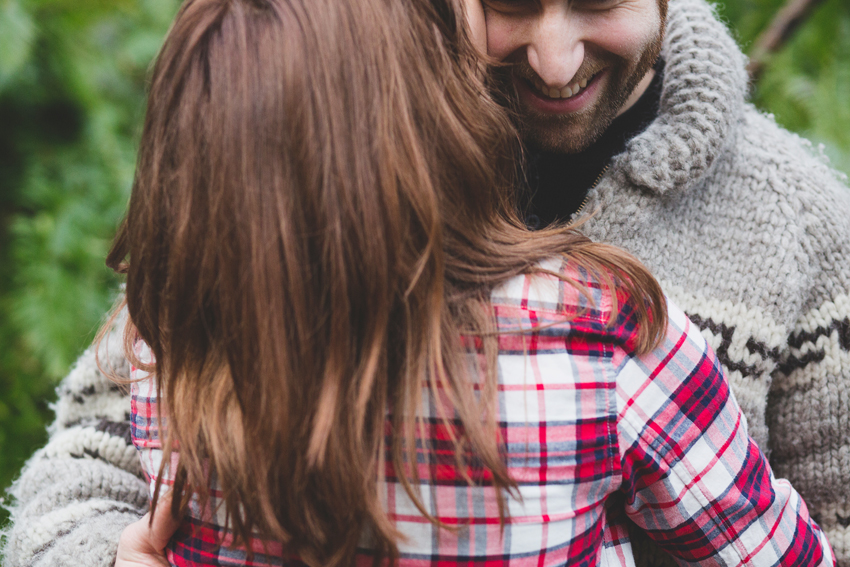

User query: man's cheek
[589,20,656,62]
[484,17,522,61]
[593,7,662,59]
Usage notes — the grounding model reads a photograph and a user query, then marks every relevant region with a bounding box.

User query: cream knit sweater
[3,0,850,564]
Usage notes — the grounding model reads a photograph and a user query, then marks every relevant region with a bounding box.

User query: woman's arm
[616,302,835,566]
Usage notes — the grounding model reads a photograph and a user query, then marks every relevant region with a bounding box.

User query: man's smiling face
[484,0,666,153]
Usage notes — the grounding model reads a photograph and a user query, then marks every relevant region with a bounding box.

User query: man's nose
[525,12,584,88]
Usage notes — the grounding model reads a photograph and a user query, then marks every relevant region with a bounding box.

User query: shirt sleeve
[615,300,836,566]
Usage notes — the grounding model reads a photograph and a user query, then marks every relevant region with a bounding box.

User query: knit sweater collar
[613,0,749,196]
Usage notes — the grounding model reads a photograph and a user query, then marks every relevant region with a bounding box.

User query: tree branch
[747,0,828,82]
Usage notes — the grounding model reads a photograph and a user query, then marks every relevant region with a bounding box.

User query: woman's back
[131,260,833,566]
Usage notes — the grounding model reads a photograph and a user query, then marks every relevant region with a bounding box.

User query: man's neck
[618,69,656,117]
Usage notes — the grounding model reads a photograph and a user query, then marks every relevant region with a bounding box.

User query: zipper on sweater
[574,164,609,219]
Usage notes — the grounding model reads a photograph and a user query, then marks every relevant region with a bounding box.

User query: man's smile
[513,69,607,115]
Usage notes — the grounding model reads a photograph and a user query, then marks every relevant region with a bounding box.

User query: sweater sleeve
[766,183,850,567]
[1,307,149,567]
[617,302,835,566]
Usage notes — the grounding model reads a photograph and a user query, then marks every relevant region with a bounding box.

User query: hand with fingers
[115,496,180,567]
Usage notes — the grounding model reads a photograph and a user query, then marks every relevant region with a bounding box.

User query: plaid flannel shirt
[131,259,835,566]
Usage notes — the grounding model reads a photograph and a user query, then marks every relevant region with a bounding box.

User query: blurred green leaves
[715,0,850,173]
[0,1,35,90]
[0,0,179,524]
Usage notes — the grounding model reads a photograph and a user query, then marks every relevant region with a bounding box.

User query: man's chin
[520,115,611,154]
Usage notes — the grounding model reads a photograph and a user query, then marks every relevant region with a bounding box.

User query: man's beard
[494,31,664,155]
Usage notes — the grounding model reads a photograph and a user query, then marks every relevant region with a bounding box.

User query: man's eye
[571,0,622,10]
[482,0,538,14]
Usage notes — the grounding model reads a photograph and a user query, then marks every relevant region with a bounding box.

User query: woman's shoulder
[490,258,707,361]
[491,257,616,319]
[615,298,722,404]
[490,256,641,348]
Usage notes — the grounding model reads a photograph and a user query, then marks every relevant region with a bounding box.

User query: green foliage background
[0,0,848,531]
[0,0,181,527]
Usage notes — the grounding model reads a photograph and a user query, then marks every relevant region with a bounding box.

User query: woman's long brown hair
[104,0,667,564]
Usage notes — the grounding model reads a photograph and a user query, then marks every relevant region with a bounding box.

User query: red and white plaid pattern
[131,260,835,566]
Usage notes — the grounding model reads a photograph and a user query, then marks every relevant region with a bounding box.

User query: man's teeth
[533,77,590,99]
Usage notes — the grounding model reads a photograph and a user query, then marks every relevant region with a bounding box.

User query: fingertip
[150,491,181,544]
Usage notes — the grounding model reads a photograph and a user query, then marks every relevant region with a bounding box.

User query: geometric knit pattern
[130,263,835,566]
[0,310,149,567]
[576,0,850,564]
